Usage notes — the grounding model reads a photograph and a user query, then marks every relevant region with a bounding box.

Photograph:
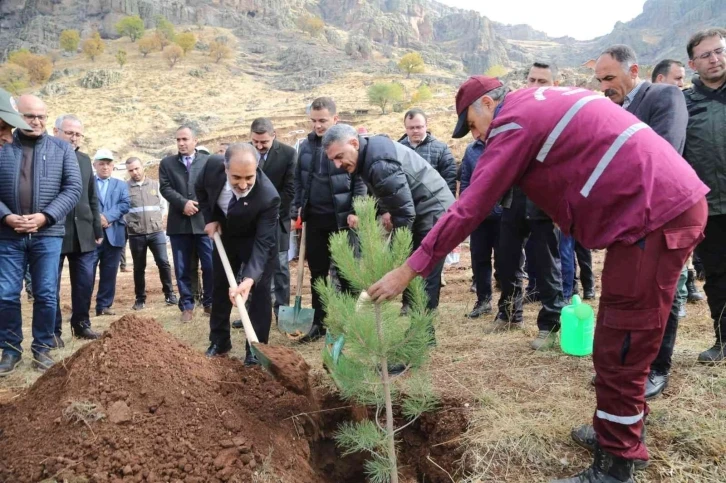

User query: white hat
[197,145,210,155]
[93,148,114,161]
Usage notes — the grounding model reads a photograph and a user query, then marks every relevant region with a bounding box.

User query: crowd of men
[0,25,724,483]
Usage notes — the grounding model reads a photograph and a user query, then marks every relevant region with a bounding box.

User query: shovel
[278,222,315,337]
[213,232,311,394]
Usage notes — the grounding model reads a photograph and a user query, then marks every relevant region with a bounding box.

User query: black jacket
[356,135,454,238]
[61,150,103,254]
[259,139,296,250]
[397,132,457,196]
[684,76,726,216]
[196,156,280,284]
[293,131,367,229]
[159,151,209,235]
[626,81,687,154]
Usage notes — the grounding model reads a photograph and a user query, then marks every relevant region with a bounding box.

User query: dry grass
[4,246,723,482]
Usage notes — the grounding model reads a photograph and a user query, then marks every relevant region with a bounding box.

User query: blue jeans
[55,249,97,335]
[0,235,63,355]
[559,233,576,300]
[169,234,214,311]
[93,237,124,312]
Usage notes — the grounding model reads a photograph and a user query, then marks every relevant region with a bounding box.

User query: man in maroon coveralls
[368,76,709,483]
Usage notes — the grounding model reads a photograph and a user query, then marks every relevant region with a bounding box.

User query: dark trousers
[470,217,500,303]
[169,234,213,311]
[93,237,124,312]
[129,232,175,303]
[695,214,726,343]
[209,236,274,349]
[593,198,706,461]
[575,241,594,292]
[55,250,97,336]
[412,226,445,311]
[651,296,681,374]
[306,215,353,327]
[271,251,290,315]
[497,200,565,331]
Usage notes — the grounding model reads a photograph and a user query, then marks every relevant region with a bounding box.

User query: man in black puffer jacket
[397,108,457,197]
[323,123,454,312]
[292,97,367,342]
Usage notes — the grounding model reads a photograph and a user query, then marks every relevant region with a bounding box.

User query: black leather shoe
[698,342,726,364]
[467,299,492,318]
[571,425,648,471]
[49,334,65,349]
[298,324,325,343]
[132,301,145,311]
[232,319,243,329]
[165,294,179,306]
[96,307,116,316]
[31,350,54,372]
[205,342,232,357]
[644,370,668,400]
[243,352,259,366]
[0,352,21,376]
[203,306,212,316]
[583,289,596,300]
[73,326,100,340]
[399,304,409,317]
[387,363,406,376]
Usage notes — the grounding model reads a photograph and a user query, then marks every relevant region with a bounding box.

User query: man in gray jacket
[323,123,454,311]
[0,94,82,374]
[125,157,177,311]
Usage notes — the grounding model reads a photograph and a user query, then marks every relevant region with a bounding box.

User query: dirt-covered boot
[570,425,648,470]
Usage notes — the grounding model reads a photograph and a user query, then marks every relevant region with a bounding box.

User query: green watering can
[560,295,595,356]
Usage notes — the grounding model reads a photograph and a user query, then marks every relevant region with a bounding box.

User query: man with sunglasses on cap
[368,76,709,482]
[0,92,82,375]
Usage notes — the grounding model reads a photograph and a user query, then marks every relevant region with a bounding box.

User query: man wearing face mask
[196,143,280,365]
[52,114,104,346]
[0,94,82,375]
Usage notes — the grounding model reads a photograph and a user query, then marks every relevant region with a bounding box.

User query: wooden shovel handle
[213,232,259,344]
[295,222,307,298]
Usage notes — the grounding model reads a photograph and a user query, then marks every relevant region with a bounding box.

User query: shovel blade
[278,296,315,336]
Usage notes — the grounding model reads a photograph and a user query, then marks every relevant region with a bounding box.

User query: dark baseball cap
[0,88,31,131]
[452,76,503,139]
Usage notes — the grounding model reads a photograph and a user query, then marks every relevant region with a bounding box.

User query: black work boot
[571,425,648,470]
[72,324,100,340]
[698,341,725,364]
[466,299,492,318]
[550,444,634,482]
[644,370,669,399]
[686,269,705,303]
[31,350,54,372]
[0,351,22,376]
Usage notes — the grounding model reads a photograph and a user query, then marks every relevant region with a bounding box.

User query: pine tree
[317,196,437,483]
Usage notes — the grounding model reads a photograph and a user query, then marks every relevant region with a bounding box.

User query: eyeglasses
[62,130,84,139]
[694,47,725,60]
[22,114,48,122]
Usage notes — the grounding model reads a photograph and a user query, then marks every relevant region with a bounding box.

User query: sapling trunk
[374,302,398,483]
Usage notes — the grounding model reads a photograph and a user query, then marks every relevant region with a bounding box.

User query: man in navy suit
[196,143,280,365]
[92,149,130,316]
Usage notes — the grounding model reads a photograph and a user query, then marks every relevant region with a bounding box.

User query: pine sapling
[316,196,438,483]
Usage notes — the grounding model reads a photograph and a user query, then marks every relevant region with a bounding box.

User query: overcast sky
[438,0,649,40]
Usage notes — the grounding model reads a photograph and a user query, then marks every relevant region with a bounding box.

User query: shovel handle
[295,222,307,298]
[213,232,259,344]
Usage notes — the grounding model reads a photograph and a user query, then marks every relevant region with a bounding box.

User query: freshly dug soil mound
[0,315,320,482]
[0,315,470,482]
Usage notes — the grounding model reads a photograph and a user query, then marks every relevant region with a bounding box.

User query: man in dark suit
[92,149,130,316]
[52,114,103,345]
[159,125,213,322]
[196,143,280,365]
[569,44,691,455]
[231,118,295,329]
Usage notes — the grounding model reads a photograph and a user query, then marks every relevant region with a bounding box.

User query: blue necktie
[227,194,238,214]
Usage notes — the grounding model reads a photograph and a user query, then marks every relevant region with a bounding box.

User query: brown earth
[0,314,468,483]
